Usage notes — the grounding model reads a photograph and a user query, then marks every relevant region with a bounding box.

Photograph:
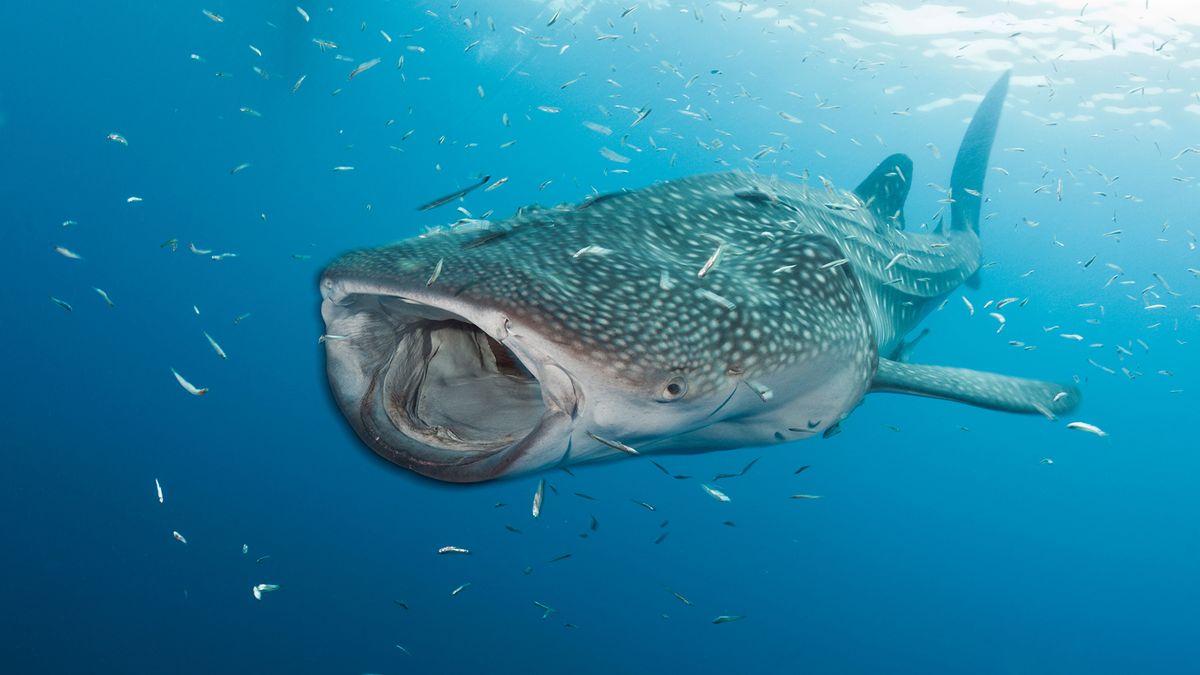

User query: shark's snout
[320,275,578,482]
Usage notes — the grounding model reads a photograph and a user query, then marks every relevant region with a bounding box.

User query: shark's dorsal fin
[869,358,1079,419]
[854,153,912,230]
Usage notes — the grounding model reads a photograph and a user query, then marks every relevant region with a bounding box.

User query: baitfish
[320,71,1080,483]
[416,176,492,212]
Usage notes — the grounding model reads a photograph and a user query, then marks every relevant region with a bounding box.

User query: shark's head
[321,193,876,482]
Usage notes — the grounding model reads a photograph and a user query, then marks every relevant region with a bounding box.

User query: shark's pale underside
[320,71,1080,482]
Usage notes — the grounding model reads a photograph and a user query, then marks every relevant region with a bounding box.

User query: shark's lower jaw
[321,280,575,482]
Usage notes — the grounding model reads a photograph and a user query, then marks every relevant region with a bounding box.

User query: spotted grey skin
[321,71,1080,482]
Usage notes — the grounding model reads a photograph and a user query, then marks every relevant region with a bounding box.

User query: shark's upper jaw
[321,275,579,482]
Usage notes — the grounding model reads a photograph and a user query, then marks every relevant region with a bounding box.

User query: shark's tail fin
[949,71,1010,234]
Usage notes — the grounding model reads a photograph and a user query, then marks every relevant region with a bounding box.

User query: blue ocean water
[4,1,1199,673]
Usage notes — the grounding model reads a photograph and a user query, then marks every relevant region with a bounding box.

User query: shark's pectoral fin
[870,358,1079,419]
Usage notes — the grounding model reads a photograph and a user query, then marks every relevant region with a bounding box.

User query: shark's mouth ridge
[321,280,576,482]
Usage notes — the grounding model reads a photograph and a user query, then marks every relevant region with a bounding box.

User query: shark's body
[321,72,1079,482]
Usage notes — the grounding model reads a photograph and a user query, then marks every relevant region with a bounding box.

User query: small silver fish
[697,245,723,278]
[348,57,382,80]
[532,479,545,518]
[1066,421,1107,437]
[426,258,444,287]
[203,332,227,360]
[252,583,280,600]
[93,288,114,307]
[171,368,208,396]
[588,432,639,455]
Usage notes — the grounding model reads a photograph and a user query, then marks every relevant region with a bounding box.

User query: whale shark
[320,71,1080,482]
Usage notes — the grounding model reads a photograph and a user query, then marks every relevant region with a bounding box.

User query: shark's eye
[658,376,687,402]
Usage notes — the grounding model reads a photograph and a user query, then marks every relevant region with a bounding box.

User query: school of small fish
[34,0,1200,665]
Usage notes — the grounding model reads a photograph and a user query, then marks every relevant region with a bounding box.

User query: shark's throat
[379,312,544,451]
[323,283,577,481]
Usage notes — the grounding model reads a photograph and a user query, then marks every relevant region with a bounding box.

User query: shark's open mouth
[321,280,577,482]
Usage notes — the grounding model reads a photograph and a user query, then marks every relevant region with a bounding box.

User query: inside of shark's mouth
[358,295,547,457]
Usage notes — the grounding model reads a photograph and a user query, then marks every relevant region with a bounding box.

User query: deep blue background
[3,2,1198,673]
